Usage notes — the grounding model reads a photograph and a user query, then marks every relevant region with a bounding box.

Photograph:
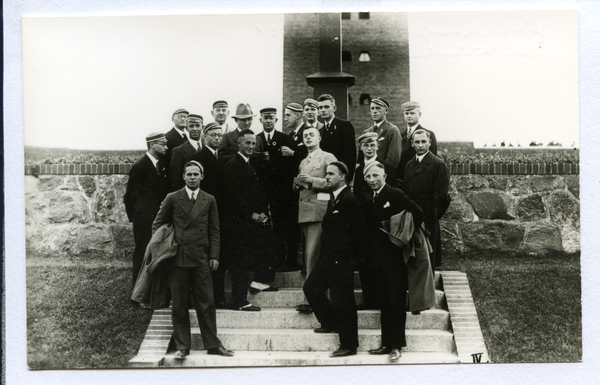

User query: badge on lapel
[383,201,391,208]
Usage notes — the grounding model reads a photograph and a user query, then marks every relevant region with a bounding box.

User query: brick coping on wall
[24,162,580,176]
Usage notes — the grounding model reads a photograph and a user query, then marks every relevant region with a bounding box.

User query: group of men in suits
[124,94,450,361]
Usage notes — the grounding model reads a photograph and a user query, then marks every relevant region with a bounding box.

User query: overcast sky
[22,10,577,150]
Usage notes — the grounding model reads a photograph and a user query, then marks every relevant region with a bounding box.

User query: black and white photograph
[5,1,600,384]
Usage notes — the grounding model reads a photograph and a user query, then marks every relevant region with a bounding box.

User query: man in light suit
[403,129,450,269]
[165,108,189,182]
[361,161,423,362]
[318,94,357,182]
[124,132,169,290]
[303,162,368,358]
[218,103,265,165]
[152,160,233,359]
[361,97,402,169]
[397,101,438,183]
[294,127,337,278]
[170,114,203,191]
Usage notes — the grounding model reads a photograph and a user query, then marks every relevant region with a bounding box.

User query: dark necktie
[190,191,196,205]
[267,134,272,146]
[182,133,188,142]
[156,160,162,175]
[215,150,219,160]
[373,192,378,204]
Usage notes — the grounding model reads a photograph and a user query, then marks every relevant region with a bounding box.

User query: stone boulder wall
[25,172,580,258]
[25,175,132,258]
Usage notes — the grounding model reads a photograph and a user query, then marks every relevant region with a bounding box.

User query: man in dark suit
[281,102,308,171]
[403,129,450,269]
[256,107,300,272]
[303,162,368,358]
[397,101,438,183]
[210,100,234,134]
[353,132,398,311]
[165,108,189,181]
[152,161,233,359]
[223,129,276,311]
[353,132,399,205]
[361,161,423,362]
[318,94,357,182]
[360,97,402,169]
[123,133,169,289]
[190,122,228,308]
[218,103,265,164]
[170,114,203,191]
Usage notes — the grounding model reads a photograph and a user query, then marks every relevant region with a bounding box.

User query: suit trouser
[300,222,322,277]
[168,265,221,351]
[376,264,408,349]
[132,221,152,288]
[270,197,300,267]
[357,262,380,308]
[304,264,358,350]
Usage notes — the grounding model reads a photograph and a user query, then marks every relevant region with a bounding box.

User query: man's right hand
[281,146,294,157]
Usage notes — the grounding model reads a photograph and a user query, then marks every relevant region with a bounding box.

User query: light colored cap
[358,132,378,144]
[232,103,256,119]
[146,132,166,143]
[401,101,420,111]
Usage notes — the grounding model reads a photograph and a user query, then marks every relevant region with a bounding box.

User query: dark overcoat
[319,117,357,182]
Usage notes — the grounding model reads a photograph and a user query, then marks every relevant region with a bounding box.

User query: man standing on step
[223,129,276,311]
[360,97,402,169]
[403,129,450,270]
[318,94,357,182]
[219,103,264,165]
[361,161,423,362]
[303,162,368,358]
[124,132,169,291]
[170,114,203,191]
[165,109,189,185]
[210,100,234,134]
[152,160,234,359]
[396,101,438,184]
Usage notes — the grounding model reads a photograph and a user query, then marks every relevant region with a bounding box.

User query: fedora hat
[232,103,256,119]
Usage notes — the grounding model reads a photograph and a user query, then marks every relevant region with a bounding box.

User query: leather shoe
[314,326,337,333]
[411,311,421,315]
[388,348,401,362]
[238,304,261,311]
[330,348,357,357]
[173,350,189,360]
[207,346,234,357]
[295,304,313,314]
[368,346,392,355]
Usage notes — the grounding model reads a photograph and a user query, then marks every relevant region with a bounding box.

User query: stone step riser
[161,351,460,367]
[225,271,442,290]
[190,331,455,353]
[185,310,451,330]
[226,289,445,309]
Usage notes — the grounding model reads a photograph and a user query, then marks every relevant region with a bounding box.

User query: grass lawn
[443,250,582,363]
[27,255,152,369]
[26,250,582,368]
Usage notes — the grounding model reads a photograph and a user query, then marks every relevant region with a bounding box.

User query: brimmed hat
[371,97,390,109]
[286,103,303,113]
[187,114,204,124]
[232,103,256,119]
[172,108,189,117]
[146,132,166,144]
[212,100,228,109]
[303,98,319,109]
[402,101,420,111]
[358,132,378,144]
[203,122,221,134]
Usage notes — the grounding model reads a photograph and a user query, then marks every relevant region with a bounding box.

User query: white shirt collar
[416,151,429,162]
[374,184,385,196]
[306,147,322,160]
[364,156,378,166]
[146,152,159,167]
[407,123,420,136]
[207,146,218,156]
[189,139,201,151]
[332,185,346,200]
[238,151,250,163]
[174,127,186,138]
[374,119,386,129]
[185,186,199,200]
[324,117,335,126]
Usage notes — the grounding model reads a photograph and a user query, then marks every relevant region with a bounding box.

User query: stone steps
[189,327,456,353]
[149,307,451,330]
[228,288,446,309]
[162,350,460,367]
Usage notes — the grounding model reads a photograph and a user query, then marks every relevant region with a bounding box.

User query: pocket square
[383,201,391,208]
[378,137,385,141]
[333,210,340,214]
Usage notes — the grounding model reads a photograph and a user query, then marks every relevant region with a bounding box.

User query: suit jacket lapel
[142,154,161,180]
[185,191,208,228]
[176,189,192,223]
